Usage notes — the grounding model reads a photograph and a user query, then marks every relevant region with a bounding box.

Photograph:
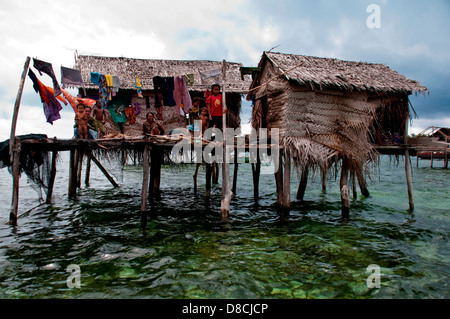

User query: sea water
[0,154,448,299]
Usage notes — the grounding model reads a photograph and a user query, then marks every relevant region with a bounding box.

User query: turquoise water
[0,154,448,299]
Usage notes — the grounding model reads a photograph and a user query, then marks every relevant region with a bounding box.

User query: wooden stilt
[355,162,370,198]
[232,152,238,195]
[404,149,414,212]
[141,144,150,212]
[76,150,84,188]
[205,164,212,197]
[9,57,30,163]
[430,152,433,168]
[444,147,448,169]
[296,164,309,201]
[351,169,357,200]
[251,156,261,201]
[87,151,119,188]
[9,138,21,226]
[321,165,327,193]
[220,59,232,220]
[193,163,201,194]
[340,156,350,219]
[149,148,162,197]
[274,148,284,206]
[282,150,291,210]
[212,162,219,184]
[68,149,77,198]
[46,150,58,204]
[85,155,91,187]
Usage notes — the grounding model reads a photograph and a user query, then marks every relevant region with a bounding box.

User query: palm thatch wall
[249,51,428,171]
[73,55,252,136]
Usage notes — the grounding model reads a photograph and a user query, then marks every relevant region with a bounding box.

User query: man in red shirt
[206,84,227,132]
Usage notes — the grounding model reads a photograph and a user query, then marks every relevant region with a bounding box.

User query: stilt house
[74,55,252,136]
[247,51,428,214]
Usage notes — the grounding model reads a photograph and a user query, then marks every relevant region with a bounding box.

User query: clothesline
[27,56,226,126]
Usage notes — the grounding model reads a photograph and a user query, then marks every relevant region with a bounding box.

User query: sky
[0,0,449,140]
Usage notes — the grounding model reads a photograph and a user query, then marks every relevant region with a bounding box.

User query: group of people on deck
[74,84,225,140]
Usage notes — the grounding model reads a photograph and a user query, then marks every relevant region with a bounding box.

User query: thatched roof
[250,51,428,95]
[74,55,252,93]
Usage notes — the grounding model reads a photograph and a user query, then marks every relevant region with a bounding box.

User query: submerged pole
[296,164,309,201]
[220,59,232,219]
[9,138,21,226]
[68,149,77,198]
[141,144,150,212]
[404,149,414,212]
[340,156,350,219]
[46,149,58,204]
[282,150,291,210]
[275,148,283,206]
[87,151,119,188]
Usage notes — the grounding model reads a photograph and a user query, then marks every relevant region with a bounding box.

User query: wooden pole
[321,165,327,193]
[232,150,238,195]
[85,155,91,187]
[9,138,21,226]
[205,163,212,197]
[404,149,415,212]
[149,148,162,197]
[87,151,119,188]
[76,150,84,188]
[403,107,414,213]
[296,164,309,201]
[68,149,77,198]
[282,150,291,210]
[355,162,370,198]
[220,59,232,219]
[193,163,201,194]
[351,169,357,200]
[275,148,284,206]
[141,144,150,212]
[430,152,433,168]
[46,150,58,204]
[340,155,350,219]
[9,57,31,162]
[251,155,261,201]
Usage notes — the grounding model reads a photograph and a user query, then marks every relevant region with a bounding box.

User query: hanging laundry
[174,75,192,114]
[153,76,167,108]
[165,76,176,107]
[98,75,108,109]
[33,58,62,97]
[61,66,82,87]
[204,89,212,100]
[112,76,121,95]
[199,68,222,85]
[125,105,136,125]
[90,72,101,85]
[61,66,86,96]
[135,77,144,98]
[133,103,141,115]
[28,69,62,124]
[185,73,195,86]
[105,74,113,100]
